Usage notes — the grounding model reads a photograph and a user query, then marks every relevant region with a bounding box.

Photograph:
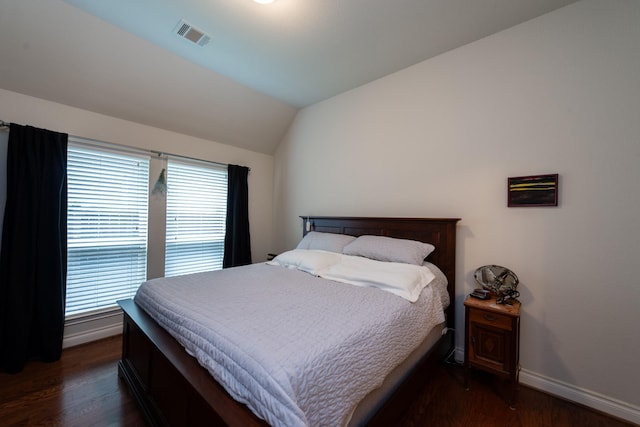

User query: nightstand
[464,295,521,407]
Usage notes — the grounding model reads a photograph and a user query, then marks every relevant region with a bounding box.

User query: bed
[117,216,459,426]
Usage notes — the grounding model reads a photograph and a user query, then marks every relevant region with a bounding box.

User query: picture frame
[508,173,559,207]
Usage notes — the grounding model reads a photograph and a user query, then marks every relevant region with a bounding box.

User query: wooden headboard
[301,216,460,327]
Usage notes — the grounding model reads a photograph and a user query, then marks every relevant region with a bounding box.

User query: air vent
[174,19,211,47]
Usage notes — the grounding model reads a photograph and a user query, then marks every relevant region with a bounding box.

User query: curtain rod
[0,119,249,171]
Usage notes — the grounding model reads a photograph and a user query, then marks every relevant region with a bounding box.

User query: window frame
[164,156,228,278]
[65,138,150,319]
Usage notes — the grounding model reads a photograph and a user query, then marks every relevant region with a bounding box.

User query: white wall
[0,87,275,345]
[273,0,640,422]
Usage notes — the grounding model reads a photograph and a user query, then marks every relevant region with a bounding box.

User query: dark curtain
[0,124,68,373]
[223,164,251,268]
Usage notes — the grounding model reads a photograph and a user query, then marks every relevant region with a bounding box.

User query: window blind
[66,142,149,317]
[165,158,227,277]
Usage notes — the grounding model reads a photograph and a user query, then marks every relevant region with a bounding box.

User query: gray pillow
[296,231,356,253]
[342,235,435,265]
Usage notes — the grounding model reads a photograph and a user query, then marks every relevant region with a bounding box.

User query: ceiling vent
[174,19,211,47]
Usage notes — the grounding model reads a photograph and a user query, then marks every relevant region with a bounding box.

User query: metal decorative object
[152,168,167,197]
[474,265,520,304]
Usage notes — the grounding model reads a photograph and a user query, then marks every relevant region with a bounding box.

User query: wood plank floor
[0,335,144,426]
[0,335,634,427]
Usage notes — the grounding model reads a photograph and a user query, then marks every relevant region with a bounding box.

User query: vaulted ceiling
[0,0,578,154]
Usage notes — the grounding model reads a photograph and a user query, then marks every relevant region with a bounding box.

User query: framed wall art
[508,173,559,207]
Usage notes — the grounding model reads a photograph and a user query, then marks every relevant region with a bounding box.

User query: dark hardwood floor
[0,335,144,426]
[0,336,634,427]
[397,358,634,427]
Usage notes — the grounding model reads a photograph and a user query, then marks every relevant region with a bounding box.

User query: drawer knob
[483,313,498,322]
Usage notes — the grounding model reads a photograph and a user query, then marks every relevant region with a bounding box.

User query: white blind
[165,159,227,277]
[66,142,149,317]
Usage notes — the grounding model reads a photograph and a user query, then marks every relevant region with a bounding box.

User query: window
[65,142,228,318]
[165,158,227,277]
[66,141,149,317]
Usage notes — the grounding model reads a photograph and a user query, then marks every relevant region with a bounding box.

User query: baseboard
[62,312,122,348]
[453,346,640,425]
[63,322,122,348]
[519,369,640,425]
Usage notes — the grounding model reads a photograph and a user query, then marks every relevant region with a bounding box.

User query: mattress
[134,259,448,427]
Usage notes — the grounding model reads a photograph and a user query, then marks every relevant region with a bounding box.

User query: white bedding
[269,249,436,302]
[134,256,448,427]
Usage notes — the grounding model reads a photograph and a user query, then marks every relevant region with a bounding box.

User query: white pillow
[267,249,341,275]
[296,231,356,253]
[342,235,435,266]
[320,255,436,302]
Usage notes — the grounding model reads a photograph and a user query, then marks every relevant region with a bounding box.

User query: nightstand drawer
[469,309,512,330]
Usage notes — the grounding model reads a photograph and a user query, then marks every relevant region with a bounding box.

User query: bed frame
[118,216,459,426]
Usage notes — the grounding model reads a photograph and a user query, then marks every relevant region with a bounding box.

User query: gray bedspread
[134,262,447,427]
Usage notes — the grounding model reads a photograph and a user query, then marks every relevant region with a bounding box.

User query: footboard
[117,299,267,427]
